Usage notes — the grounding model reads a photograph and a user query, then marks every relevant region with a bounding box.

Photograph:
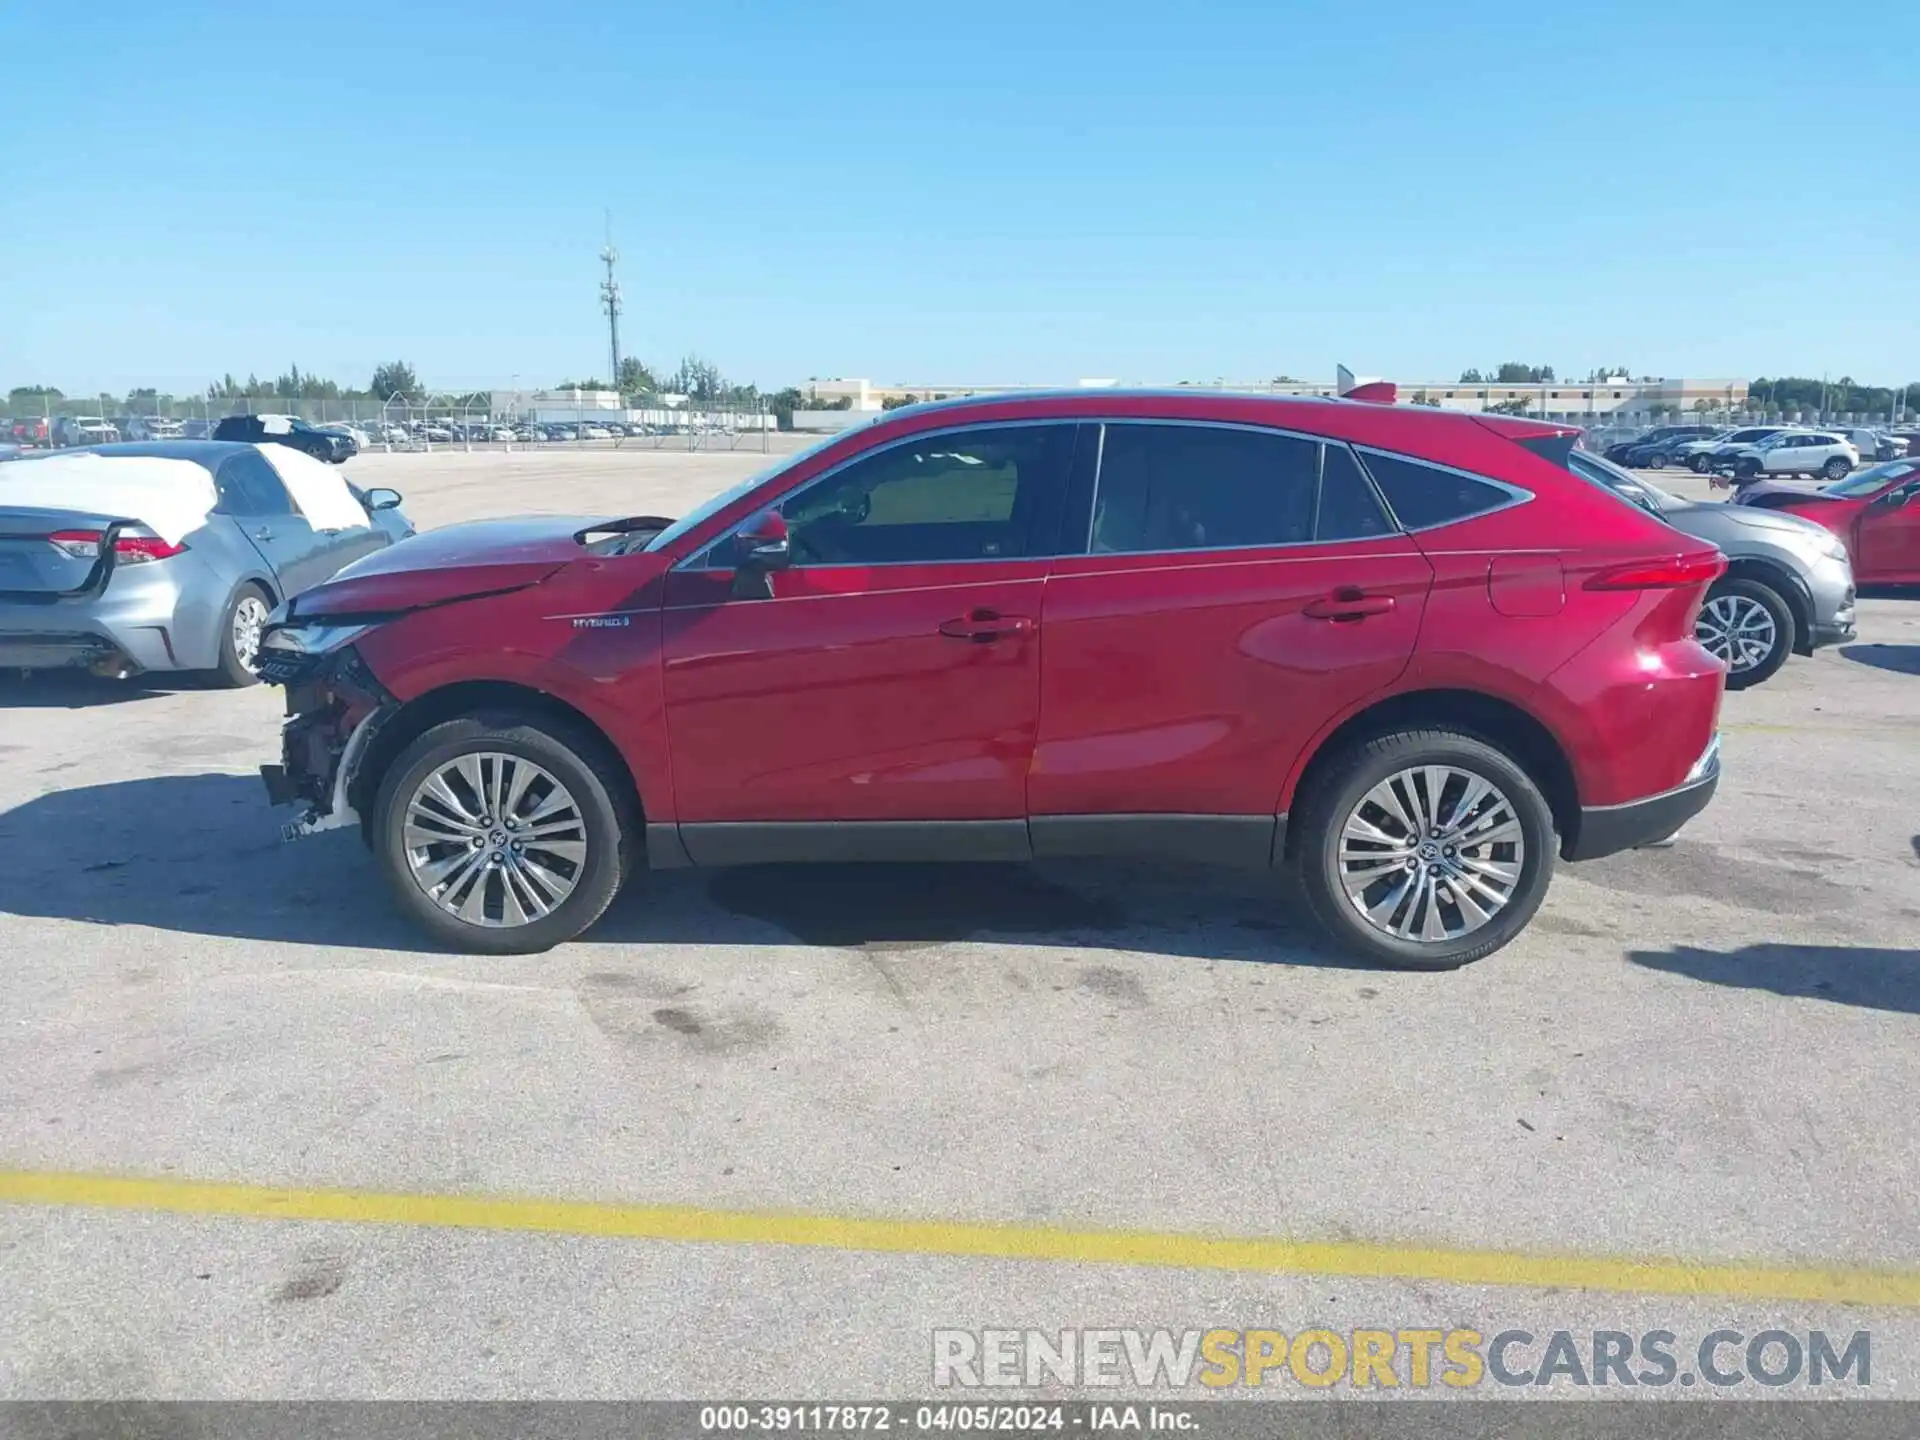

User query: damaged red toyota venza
[258,391,1726,969]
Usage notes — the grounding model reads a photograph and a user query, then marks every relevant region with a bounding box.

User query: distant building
[795,376,1750,428]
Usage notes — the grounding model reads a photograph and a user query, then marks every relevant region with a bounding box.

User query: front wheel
[372,714,635,954]
[1697,577,1793,690]
[1690,454,1712,473]
[1735,457,1762,480]
[1291,730,1556,970]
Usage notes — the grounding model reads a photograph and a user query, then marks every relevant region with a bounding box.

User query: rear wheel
[1690,454,1712,473]
[372,714,635,954]
[1735,457,1762,480]
[1291,730,1556,970]
[1822,456,1850,481]
[212,582,272,687]
[1697,577,1793,690]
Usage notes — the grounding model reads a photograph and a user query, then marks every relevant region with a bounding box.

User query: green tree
[668,355,725,402]
[881,394,919,410]
[1458,368,1485,384]
[767,386,805,431]
[1494,362,1555,383]
[370,361,420,399]
[1487,396,1536,416]
[9,385,63,412]
[616,357,660,395]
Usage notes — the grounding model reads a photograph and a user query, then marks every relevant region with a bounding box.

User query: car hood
[1663,497,1837,544]
[1734,479,1835,506]
[288,515,606,618]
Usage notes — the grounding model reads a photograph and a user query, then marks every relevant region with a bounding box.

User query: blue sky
[2,0,1912,396]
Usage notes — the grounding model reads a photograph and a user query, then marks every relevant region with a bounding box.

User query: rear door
[214,450,335,595]
[1032,422,1432,828]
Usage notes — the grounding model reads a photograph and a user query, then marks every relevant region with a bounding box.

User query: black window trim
[677,417,1086,571]
[1351,445,1535,533]
[1075,417,1405,560]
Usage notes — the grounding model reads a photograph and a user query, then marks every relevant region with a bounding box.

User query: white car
[578,424,613,440]
[1674,426,1808,472]
[1722,432,1857,484]
[318,423,370,449]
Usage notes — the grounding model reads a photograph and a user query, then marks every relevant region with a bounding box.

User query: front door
[659,422,1081,858]
[1031,423,1432,833]
[1856,481,1920,582]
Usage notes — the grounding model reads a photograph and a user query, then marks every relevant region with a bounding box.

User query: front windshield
[1825,459,1919,499]
[642,424,873,552]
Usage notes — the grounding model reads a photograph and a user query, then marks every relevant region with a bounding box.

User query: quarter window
[1358,451,1519,530]
[777,423,1075,565]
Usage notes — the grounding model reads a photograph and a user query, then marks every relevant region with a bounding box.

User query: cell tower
[599,213,622,390]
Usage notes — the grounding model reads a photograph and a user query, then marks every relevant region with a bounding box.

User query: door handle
[938,609,1035,642]
[1302,588,1395,622]
[252,526,275,541]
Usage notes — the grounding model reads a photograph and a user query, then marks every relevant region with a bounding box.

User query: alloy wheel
[402,752,588,927]
[1335,765,1526,944]
[231,594,270,673]
[1697,594,1777,674]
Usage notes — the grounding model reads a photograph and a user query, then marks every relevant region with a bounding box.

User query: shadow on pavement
[1628,942,1920,1015]
[0,771,1377,969]
[0,672,211,709]
[1841,643,1920,676]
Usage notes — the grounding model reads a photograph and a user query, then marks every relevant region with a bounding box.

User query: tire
[371,713,636,954]
[1822,456,1850,482]
[1290,729,1556,970]
[212,582,272,688]
[1690,454,1712,473]
[1735,457,1761,480]
[1698,577,1794,691]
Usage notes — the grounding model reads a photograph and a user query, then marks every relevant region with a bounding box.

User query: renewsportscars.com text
[931,1328,1871,1391]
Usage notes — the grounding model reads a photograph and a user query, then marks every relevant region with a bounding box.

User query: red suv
[258,391,1726,969]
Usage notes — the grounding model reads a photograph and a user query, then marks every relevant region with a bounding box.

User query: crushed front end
[257,641,396,840]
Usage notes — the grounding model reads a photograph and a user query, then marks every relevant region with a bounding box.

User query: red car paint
[1736,462,1920,584]
[285,390,1725,863]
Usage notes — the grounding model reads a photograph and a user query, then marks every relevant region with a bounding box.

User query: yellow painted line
[4,1168,1920,1308]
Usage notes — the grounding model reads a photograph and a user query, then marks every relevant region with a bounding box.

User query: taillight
[46,529,188,565]
[1584,553,1726,591]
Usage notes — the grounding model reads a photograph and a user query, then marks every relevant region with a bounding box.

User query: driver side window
[775,423,1077,566]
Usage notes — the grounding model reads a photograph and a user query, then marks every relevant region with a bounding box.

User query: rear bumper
[1564,735,1721,861]
[0,555,222,672]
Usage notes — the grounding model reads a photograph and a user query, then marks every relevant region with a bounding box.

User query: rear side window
[1357,450,1519,531]
[1092,424,1318,552]
[216,453,295,516]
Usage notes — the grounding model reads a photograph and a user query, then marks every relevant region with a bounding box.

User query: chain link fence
[2,390,773,454]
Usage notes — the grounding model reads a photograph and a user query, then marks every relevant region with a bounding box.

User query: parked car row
[1608,423,1909,476]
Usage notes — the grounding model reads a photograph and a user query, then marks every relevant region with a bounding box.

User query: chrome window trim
[676,416,1080,572]
[1082,418,1405,559]
[1351,445,1535,532]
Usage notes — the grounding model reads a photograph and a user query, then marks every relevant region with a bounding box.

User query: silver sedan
[0,440,413,686]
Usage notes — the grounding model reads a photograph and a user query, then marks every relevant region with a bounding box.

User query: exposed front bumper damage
[258,646,396,840]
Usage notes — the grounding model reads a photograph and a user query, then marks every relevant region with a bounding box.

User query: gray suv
[1569,450,1856,689]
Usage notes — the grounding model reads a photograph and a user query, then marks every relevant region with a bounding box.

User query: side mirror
[366,487,403,511]
[730,508,790,598]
